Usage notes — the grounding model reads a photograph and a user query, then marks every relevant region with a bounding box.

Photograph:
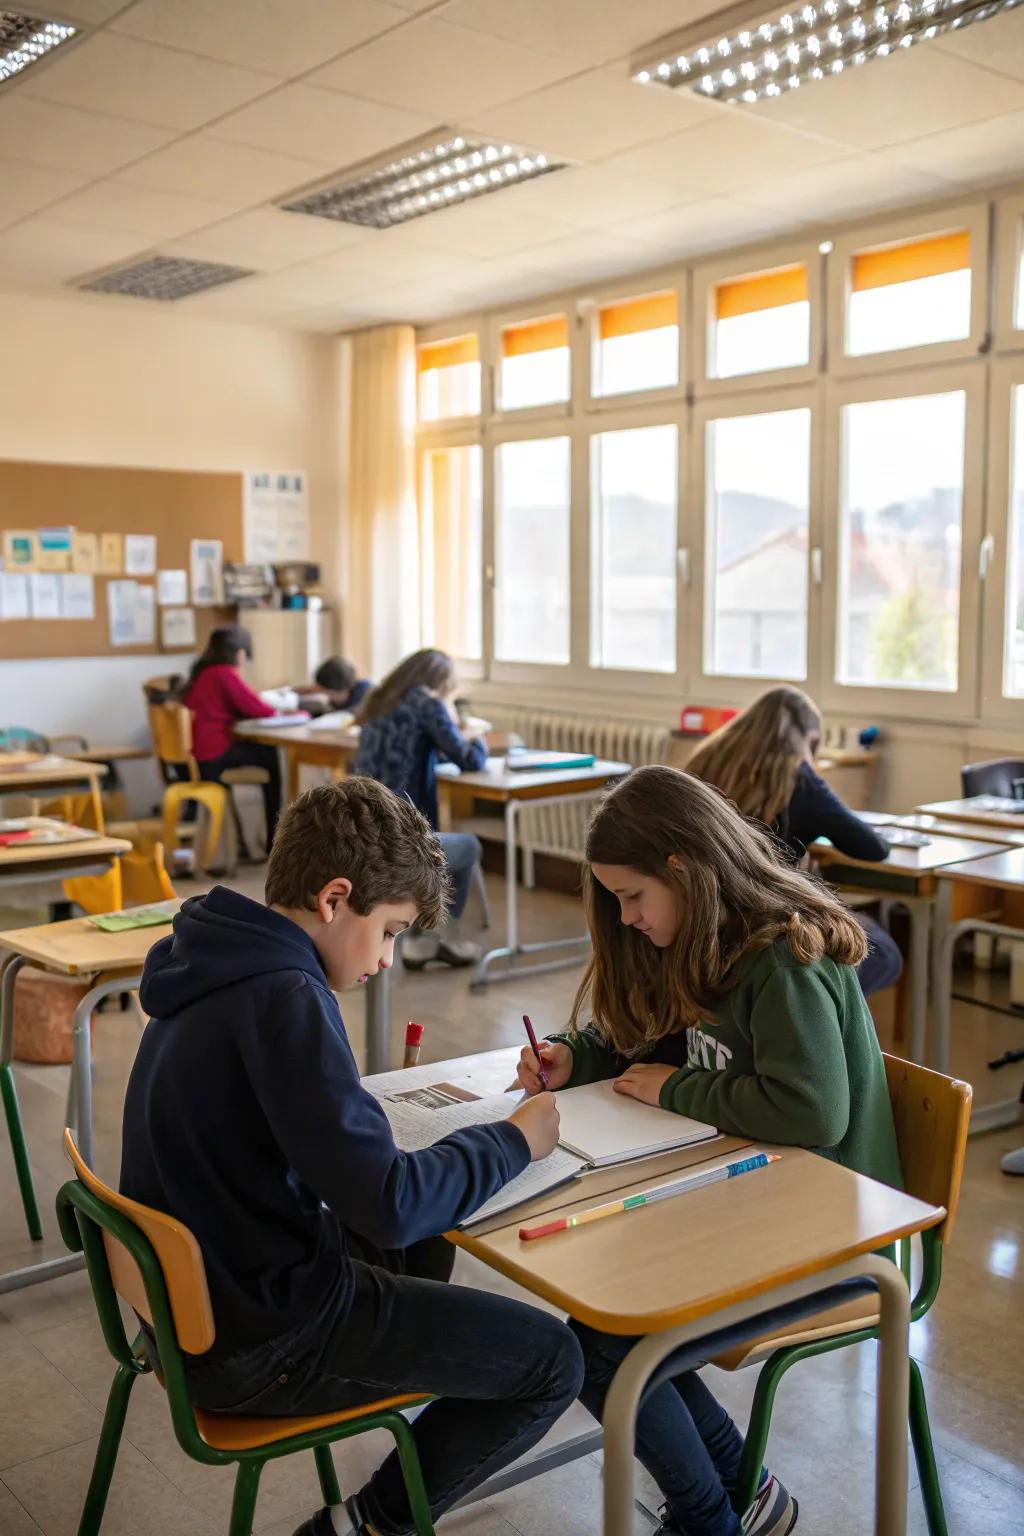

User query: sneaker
[1001,1146,1024,1175]
[402,936,481,971]
[742,1474,798,1536]
[291,1498,360,1536]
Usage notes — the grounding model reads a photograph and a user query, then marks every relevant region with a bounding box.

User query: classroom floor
[0,867,1022,1536]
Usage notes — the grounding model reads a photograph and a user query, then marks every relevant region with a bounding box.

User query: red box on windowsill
[678,705,740,736]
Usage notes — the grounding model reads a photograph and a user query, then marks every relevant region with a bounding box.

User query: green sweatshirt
[551,939,902,1188]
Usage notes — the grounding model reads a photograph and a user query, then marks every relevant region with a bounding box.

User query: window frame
[688,383,824,703]
[415,317,484,429]
[582,269,688,413]
[980,357,1024,721]
[693,241,823,397]
[826,201,990,379]
[818,362,986,722]
[994,191,1024,355]
[416,431,486,681]
[487,301,574,425]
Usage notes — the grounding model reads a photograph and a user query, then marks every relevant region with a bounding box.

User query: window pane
[838,391,964,692]
[705,409,810,679]
[594,293,678,396]
[418,361,481,421]
[848,272,971,356]
[591,425,677,673]
[1016,227,1024,330]
[713,304,810,378]
[495,437,570,664]
[500,317,569,409]
[420,446,482,660]
[1005,385,1024,697]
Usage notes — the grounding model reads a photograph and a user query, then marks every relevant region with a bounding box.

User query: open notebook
[377,1081,718,1228]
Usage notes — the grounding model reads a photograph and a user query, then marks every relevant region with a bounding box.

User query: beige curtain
[345,325,419,678]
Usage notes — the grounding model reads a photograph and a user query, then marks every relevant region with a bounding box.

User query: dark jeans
[572,1320,752,1536]
[196,741,281,849]
[186,1235,583,1536]
[858,914,903,997]
[438,832,482,920]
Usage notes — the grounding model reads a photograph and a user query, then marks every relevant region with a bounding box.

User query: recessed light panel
[78,255,255,302]
[0,11,77,84]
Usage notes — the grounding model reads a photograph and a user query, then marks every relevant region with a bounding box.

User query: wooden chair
[714,1055,971,1534]
[57,1130,436,1536]
[146,700,237,873]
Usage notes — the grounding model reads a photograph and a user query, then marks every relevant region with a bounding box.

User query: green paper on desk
[87,905,176,932]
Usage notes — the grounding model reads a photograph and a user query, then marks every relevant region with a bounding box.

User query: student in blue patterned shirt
[355,648,486,969]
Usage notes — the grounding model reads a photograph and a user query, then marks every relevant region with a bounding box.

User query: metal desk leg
[65,972,144,1169]
[930,882,955,1074]
[365,966,392,1076]
[0,954,41,1240]
[903,894,933,1065]
[602,1254,910,1536]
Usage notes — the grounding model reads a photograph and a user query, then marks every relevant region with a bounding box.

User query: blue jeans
[439,832,482,920]
[858,914,903,997]
[185,1234,583,1536]
[571,1320,750,1536]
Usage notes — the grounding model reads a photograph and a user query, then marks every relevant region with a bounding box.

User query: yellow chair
[146,700,237,874]
[57,1130,436,1536]
[62,829,176,915]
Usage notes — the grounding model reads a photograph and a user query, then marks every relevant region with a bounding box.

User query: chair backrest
[121,840,176,905]
[882,1054,972,1244]
[147,700,196,774]
[961,757,1024,800]
[63,1129,215,1355]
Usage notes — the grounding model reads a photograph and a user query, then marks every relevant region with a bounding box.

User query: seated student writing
[516,765,902,1536]
[296,655,373,714]
[686,685,902,998]
[182,623,284,849]
[355,647,487,970]
[120,778,581,1536]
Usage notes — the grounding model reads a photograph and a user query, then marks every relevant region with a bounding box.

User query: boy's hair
[314,655,359,695]
[265,778,449,926]
[571,765,867,1053]
[685,686,822,827]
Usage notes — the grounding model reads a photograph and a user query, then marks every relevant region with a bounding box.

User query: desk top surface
[814,832,999,877]
[936,845,1024,890]
[916,797,1024,831]
[438,757,631,796]
[61,744,151,763]
[893,813,1024,847]
[0,901,179,974]
[0,753,110,788]
[0,833,131,872]
[235,722,361,751]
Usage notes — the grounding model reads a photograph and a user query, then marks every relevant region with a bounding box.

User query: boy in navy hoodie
[120,777,582,1536]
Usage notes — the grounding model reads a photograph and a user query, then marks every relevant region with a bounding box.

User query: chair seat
[195,1393,429,1452]
[220,768,271,786]
[712,1295,880,1371]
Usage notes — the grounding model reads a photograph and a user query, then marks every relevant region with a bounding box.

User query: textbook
[377,1081,718,1227]
[504,749,597,773]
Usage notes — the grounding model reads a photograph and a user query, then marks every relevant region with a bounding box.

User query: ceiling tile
[758,46,1024,150]
[112,0,411,79]
[883,111,1024,190]
[0,216,149,283]
[163,207,376,271]
[436,0,726,68]
[616,198,803,259]
[209,83,433,166]
[117,137,330,207]
[483,162,690,229]
[47,0,128,19]
[0,160,96,229]
[504,227,669,285]
[0,96,175,177]
[19,32,279,131]
[395,199,579,257]
[463,67,721,163]
[599,115,846,197]
[309,17,575,118]
[275,235,462,302]
[935,12,1024,84]
[739,154,956,227]
[45,179,239,240]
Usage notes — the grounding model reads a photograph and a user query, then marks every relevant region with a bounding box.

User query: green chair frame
[56,1177,436,1536]
[1,1048,43,1242]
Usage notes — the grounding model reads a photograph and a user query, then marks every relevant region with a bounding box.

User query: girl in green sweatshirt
[516,765,902,1536]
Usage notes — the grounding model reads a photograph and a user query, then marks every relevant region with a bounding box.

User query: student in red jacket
[183,625,283,848]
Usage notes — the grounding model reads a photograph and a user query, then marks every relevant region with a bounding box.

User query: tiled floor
[0,868,1022,1535]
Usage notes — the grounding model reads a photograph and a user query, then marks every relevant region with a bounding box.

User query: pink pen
[523,1014,550,1090]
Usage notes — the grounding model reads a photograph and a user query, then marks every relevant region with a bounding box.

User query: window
[592,292,678,397]
[590,424,677,673]
[705,409,811,680]
[1017,220,1024,331]
[420,446,482,660]
[710,265,809,379]
[494,437,571,664]
[838,390,965,692]
[847,232,971,358]
[499,315,570,410]
[417,334,480,421]
[1005,385,1024,697]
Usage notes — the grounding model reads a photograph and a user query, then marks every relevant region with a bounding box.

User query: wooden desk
[915,796,1024,833]
[894,813,1024,847]
[366,1048,942,1536]
[235,722,360,800]
[61,745,151,763]
[813,834,999,1065]
[436,757,630,987]
[0,831,131,892]
[0,754,110,831]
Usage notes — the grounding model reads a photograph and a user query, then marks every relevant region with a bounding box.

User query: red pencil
[523,1014,550,1090]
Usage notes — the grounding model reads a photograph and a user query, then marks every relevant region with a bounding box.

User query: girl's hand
[516,1040,573,1097]
[613,1063,677,1106]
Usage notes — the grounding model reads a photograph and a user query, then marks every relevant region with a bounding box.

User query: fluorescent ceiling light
[280,130,566,230]
[78,255,255,302]
[633,0,1022,105]
[0,10,77,83]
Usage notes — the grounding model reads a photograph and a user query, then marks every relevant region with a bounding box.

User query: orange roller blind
[716,265,808,320]
[852,231,970,292]
[502,315,569,357]
[418,334,479,372]
[599,291,678,340]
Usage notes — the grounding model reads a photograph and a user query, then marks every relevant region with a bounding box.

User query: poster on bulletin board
[243,471,309,563]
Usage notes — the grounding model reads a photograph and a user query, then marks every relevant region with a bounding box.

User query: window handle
[979,534,995,581]
[485,562,496,588]
[810,547,823,585]
[677,548,691,586]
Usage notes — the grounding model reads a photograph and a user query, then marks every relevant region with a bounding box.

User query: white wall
[0,288,344,774]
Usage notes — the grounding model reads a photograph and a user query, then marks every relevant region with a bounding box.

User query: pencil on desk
[519,1152,780,1241]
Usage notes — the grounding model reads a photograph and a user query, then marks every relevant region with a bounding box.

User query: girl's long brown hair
[685,686,821,826]
[571,765,867,1054]
[357,648,456,722]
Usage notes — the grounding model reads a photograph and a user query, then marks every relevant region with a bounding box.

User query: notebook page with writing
[554,1080,718,1167]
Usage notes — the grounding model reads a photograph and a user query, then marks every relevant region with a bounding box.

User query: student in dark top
[686,686,902,997]
[182,624,283,848]
[120,778,581,1536]
[355,648,487,970]
[297,655,373,714]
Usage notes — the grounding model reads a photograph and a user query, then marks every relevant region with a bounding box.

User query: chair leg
[386,1412,435,1536]
[78,1363,137,1536]
[228,1459,264,1536]
[733,1351,795,1515]
[909,1358,948,1536]
[314,1442,342,1507]
[471,863,491,930]
[0,1062,43,1241]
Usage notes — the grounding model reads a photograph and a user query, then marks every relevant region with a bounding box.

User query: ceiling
[2,0,1024,333]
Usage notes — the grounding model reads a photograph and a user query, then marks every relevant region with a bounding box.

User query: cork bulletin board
[0,459,241,659]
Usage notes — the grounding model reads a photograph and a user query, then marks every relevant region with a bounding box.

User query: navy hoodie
[120,887,530,1363]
